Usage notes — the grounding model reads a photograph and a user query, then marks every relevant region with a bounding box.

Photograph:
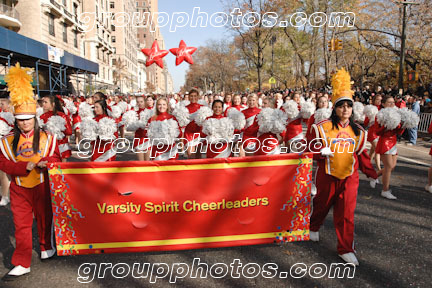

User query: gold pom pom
[331,68,353,97]
[4,63,35,107]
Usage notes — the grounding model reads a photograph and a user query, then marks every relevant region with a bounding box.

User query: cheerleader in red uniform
[239,94,261,157]
[129,96,154,161]
[147,98,181,161]
[224,94,245,116]
[255,98,286,156]
[306,96,329,139]
[201,100,234,158]
[223,94,232,112]
[283,93,304,152]
[364,94,382,170]
[71,99,82,145]
[40,95,72,162]
[90,100,118,162]
[183,89,204,159]
[375,95,403,200]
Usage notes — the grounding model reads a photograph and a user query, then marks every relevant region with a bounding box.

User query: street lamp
[397,0,419,94]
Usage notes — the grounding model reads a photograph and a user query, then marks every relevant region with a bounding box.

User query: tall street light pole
[398,1,419,94]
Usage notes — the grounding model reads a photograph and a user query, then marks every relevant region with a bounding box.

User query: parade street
[0,137,431,288]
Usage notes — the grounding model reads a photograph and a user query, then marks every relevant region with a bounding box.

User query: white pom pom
[300,101,316,119]
[257,108,275,134]
[272,109,288,134]
[97,117,117,140]
[110,106,122,119]
[377,107,401,130]
[300,97,306,105]
[227,109,246,131]
[117,102,128,113]
[79,103,94,119]
[172,105,191,127]
[314,108,332,123]
[0,111,14,125]
[398,108,419,129]
[121,110,139,127]
[80,118,98,140]
[180,100,190,107]
[198,99,208,107]
[364,105,378,122]
[148,119,180,145]
[138,109,154,128]
[44,115,66,139]
[202,117,234,143]
[282,100,300,119]
[169,98,177,110]
[194,106,213,126]
[36,107,44,118]
[0,120,12,136]
[63,99,78,115]
[353,102,365,123]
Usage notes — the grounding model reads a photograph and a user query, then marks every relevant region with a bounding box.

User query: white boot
[369,178,379,189]
[2,265,31,281]
[0,196,9,206]
[41,249,56,260]
[339,253,359,266]
[381,189,397,200]
[425,185,432,194]
[311,184,317,196]
[309,231,319,242]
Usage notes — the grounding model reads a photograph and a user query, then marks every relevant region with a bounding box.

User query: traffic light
[328,39,335,51]
[407,71,418,83]
[336,39,343,50]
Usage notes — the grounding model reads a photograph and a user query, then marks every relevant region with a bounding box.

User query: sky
[157,0,231,92]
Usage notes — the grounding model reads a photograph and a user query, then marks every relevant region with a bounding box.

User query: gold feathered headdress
[331,68,353,105]
[4,63,37,119]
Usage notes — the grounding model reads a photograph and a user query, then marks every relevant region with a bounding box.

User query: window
[49,14,55,36]
[110,1,114,9]
[63,23,68,43]
[112,36,116,43]
[111,25,115,31]
[62,0,66,7]
[73,3,78,16]
[74,30,78,48]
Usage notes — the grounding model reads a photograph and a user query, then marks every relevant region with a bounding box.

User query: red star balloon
[141,40,169,68]
[169,40,197,66]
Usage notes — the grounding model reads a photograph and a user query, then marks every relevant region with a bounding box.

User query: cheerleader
[223,94,232,112]
[0,94,14,206]
[241,95,248,109]
[224,94,245,116]
[201,100,235,158]
[112,95,128,139]
[146,95,155,109]
[125,96,154,161]
[375,96,404,200]
[40,95,72,162]
[308,68,378,266]
[81,100,118,162]
[184,89,203,159]
[364,94,382,171]
[147,98,181,161]
[283,93,304,151]
[255,99,286,156]
[239,94,261,157]
[0,64,60,280]
[306,96,329,139]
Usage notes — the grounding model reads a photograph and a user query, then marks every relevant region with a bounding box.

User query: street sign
[269,77,276,84]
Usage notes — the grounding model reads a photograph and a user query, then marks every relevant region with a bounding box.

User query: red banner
[47,153,312,256]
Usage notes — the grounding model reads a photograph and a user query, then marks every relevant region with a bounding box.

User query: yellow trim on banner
[50,158,312,175]
[58,230,308,251]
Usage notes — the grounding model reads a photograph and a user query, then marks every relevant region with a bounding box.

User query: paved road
[0,137,431,287]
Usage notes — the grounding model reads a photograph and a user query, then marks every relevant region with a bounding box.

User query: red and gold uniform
[309,119,376,254]
[39,111,72,159]
[0,130,60,268]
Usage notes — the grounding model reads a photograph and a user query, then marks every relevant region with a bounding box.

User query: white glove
[320,147,334,157]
